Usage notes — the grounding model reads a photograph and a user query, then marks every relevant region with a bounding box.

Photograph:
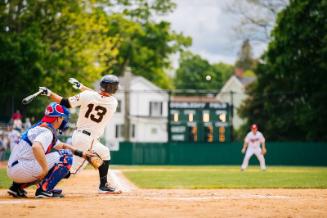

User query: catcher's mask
[41,102,70,132]
[100,75,119,94]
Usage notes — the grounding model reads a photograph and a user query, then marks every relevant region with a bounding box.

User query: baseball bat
[22,90,43,105]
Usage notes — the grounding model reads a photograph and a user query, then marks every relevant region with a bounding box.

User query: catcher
[7,102,94,198]
[39,75,121,194]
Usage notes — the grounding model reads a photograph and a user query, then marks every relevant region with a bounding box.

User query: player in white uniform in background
[8,127,21,151]
[241,124,267,171]
[7,103,92,198]
[39,75,121,194]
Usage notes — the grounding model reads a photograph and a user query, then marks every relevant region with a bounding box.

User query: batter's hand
[69,78,82,90]
[39,87,51,96]
[241,148,246,154]
[83,150,96,159]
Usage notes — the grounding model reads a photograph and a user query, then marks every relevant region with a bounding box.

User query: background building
[216,68,255,130]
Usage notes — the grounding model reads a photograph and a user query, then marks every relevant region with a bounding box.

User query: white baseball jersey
[8,126,59,165]
[244,131,265,149]
[68,90,118,139]
[7,126,61,183]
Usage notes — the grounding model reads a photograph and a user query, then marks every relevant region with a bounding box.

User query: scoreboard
[168,101,231,143]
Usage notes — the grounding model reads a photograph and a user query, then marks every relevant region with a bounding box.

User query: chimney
[235,68,244,78]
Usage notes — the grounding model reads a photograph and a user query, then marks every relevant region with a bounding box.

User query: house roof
[236,76,256,86]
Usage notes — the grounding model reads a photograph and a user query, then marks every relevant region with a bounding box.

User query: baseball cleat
[51,191,64,198]
[8,184,27,198]
[98,183,122,194]
[35,188,54,198]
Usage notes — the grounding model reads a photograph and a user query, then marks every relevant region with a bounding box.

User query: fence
[111,142,327,166]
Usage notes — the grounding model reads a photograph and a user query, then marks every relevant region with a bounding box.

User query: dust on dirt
[1,169,326,218]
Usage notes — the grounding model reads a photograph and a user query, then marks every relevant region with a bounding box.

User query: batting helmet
[100,75,119,94]
[41,102,70,131]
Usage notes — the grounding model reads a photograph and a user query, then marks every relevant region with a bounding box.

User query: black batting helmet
[100,75,119,94]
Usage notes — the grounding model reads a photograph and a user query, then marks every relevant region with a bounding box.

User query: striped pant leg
[7,152,61,183]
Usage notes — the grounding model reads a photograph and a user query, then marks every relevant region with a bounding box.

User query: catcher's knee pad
[39,151,73,192]
[39,162,72,192]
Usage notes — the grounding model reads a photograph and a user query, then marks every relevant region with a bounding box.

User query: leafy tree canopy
[239,0,327,141]
[174,51,223,92]
[0,0,191,120]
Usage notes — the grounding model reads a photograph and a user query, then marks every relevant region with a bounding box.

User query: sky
[163,0,268,65]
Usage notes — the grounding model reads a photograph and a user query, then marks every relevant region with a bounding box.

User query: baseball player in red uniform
[241,124,267,171]
[39,75,121,194]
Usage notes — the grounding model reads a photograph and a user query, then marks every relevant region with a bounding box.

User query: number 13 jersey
[68,90,118,139]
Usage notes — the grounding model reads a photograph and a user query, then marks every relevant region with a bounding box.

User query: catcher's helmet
[41,102,70,131]
[100,75,119,94]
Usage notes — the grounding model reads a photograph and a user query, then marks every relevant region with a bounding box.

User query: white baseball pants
[241,147,266,170]
[70,130,110,174]
[7,152,60,183]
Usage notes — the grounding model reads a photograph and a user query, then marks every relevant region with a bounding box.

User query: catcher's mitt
[86,151,103,169]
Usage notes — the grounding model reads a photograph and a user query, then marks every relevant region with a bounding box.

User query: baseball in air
[205,75,212,81]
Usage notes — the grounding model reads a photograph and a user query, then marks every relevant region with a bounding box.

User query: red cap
[251,124,258,130]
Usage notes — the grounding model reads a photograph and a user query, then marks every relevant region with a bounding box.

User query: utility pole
[230,91,234,142]
[123,67,132,142]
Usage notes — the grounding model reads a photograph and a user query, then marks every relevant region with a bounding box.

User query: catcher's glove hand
[86,150,103,169]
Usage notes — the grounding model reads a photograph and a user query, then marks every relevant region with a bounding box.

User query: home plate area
[0,169,327,218]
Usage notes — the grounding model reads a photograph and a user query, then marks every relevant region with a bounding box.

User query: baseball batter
[241,124,267,171]
[7,103,92,198]
[39,75,120,194]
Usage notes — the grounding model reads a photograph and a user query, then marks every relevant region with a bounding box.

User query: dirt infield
[1,169,327,218]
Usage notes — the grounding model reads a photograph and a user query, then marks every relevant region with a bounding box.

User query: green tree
[212,62,234,84]
[174,51,223,91]
[0,1,118,119]
[105,0,191,89]
[239,0,327,141]
[0,0,188,119]
[235,39,257,71]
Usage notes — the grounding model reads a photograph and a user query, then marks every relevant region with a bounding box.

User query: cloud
[163,0,268,64]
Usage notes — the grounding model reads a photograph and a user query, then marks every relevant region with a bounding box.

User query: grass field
[1,166,327,189]
[0,169,11,189]
[116,165,327,189]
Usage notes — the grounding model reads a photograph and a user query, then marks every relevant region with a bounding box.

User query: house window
[151,128,158,134]
[116,100,122,113]
[149,101,163,116]
[115,124,124,138]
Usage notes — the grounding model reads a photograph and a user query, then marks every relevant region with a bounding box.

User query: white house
[103,71,169,147]
[216,69,255,130]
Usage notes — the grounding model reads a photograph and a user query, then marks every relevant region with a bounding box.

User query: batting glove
[39,87,51,96]
[69,78,82,89]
